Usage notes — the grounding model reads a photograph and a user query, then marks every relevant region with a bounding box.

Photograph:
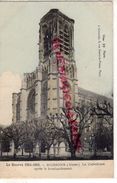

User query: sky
[0,1,113,125]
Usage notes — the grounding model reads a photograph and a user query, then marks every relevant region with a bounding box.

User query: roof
[40,9,74,23]
[78,87,113,104]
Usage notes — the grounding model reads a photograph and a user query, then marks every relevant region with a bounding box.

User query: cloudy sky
[0,1,113,125]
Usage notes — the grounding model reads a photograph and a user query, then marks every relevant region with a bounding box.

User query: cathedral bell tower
[39,9,78,116]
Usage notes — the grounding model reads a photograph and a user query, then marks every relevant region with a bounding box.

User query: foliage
[0,99,113,159]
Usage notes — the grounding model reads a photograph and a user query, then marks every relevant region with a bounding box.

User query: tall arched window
[27,89,35,119]
[16,95,20,121]
[41,80,48,116]
[59,23,70,56]
[64,24,69,33]
[43,24,52,57]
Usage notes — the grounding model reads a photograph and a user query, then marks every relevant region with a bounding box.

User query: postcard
[0,0,113,178]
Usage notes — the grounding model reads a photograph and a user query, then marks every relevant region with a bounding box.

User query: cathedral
[11,9,113,157]
[12,9,79,123]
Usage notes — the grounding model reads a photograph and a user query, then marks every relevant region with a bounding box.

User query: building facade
[12,9,113,158]
[12,9,79,123]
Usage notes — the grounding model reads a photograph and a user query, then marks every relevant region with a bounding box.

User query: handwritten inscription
[52,37,81,151]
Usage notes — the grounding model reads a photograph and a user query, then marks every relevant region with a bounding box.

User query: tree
[19,119,40,158]
[0,126,4,157]
[34,117,63,159]
[47,103,93,159]
[0,126,11,157]
[1,135,10,155]
[95,124,112,151]
[47,99,113,159]
[44,119,64,159]
[91,100,113,156]
[2,122,26,158]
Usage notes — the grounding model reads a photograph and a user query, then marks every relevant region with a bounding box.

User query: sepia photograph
[0,0,113,178]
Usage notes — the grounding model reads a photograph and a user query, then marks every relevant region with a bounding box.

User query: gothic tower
[39,9,78,116]
[12,9,79,123]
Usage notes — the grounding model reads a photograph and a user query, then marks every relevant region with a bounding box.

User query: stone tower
[39,9,78,116]
[12,9,78,123]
